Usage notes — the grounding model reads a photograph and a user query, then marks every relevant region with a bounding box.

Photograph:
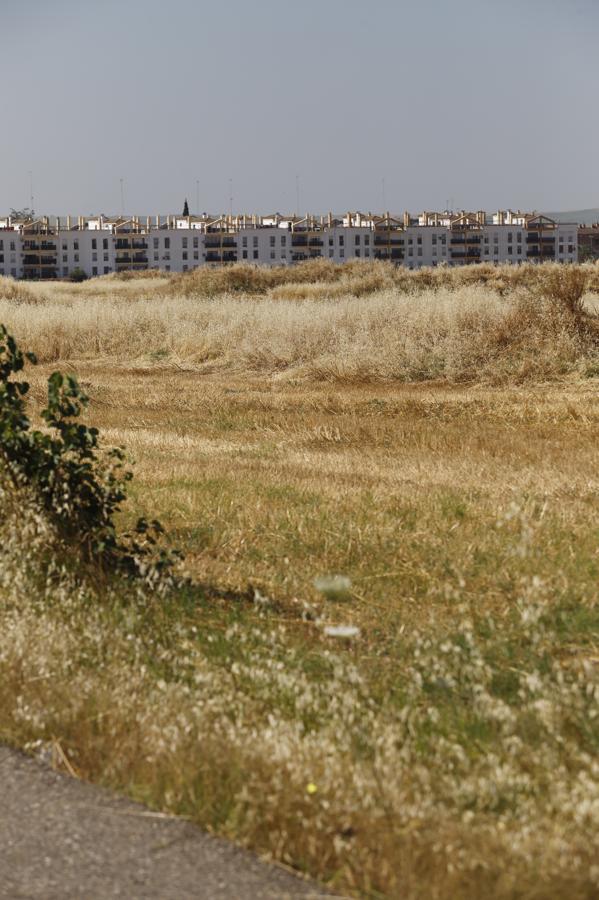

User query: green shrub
[0,324,179,584]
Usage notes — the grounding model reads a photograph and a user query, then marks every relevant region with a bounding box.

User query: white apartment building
[0,210,578,280]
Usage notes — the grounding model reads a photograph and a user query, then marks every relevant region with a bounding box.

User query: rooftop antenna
[196,179,200,217]
[120,178,125,217]
[28,170,34,216]
[295,175,300,216]
[228,178,233,217]
[381,176,386,212]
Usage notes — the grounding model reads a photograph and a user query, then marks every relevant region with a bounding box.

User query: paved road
[0,746,334,899]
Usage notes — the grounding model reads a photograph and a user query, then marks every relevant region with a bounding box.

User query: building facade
[0,210,579,280]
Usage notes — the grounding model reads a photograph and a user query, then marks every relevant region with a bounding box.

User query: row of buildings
[0,209,589,280]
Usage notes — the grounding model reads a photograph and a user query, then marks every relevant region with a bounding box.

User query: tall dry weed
[0,263,598,383]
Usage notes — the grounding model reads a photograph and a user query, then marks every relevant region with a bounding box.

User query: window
[154,253,159,261]
[281,235,286,246]
[355,234,360,245]
[339,235,344,246]
[62,243,67,251]
[270,251,275,259]
[92,252,98,261]
[356,249,360,257]
[242,250,248,259]
[74,253,79,262]
[10,242,15,251]
[340,249,344,258]
[364,235,370,246]
[183,264,188,271]
[164,237,170,249]
[408,238,413,245]
[104,253,109,262]
[417,237,422,245]
[242,237,247,247]
[517,232,522,242]
[92,238,97,250]
[507,232,512,243]
[193,237,198,248]
[62,254,67,263]
[103,238,108,250]
[253,237,258,247]
[104,266,110,274]
[153,238,159,249]
[508,246,512,254]
[329,249,334,257]
[270,236,276,246]
[182,251,188,260]
[63,267,69,276]
[193,251,199,260]
[329,238,333,246]
[253,249,258,259]
[432,235,437,245]
[92,266,98,276]
[74,241,79,250]
[182,237,188,248]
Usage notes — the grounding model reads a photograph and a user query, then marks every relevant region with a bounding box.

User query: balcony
[22,242,57,252]
[23,255,57,266]
[374,249,403,261]
[205,237,236,248]
[527,248,555,258]
[205,251,237,263]
[374,236,403,246]
[526,233,555,243]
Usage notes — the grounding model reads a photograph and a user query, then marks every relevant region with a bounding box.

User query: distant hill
[543,209,599,225]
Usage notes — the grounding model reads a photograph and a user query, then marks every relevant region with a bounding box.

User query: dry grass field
[2,261,599,898]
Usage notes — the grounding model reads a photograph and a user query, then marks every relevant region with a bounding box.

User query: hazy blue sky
[2,0,598,215]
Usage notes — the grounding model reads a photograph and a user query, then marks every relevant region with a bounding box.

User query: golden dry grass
[1,262,599,385]
[2,262,599,898]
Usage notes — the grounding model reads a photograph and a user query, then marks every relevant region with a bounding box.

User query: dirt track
[0,746,334,899]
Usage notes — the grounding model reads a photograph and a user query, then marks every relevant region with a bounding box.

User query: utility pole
[28,170,34,216]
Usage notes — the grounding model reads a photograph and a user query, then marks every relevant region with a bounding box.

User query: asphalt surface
[0,746,334,899]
